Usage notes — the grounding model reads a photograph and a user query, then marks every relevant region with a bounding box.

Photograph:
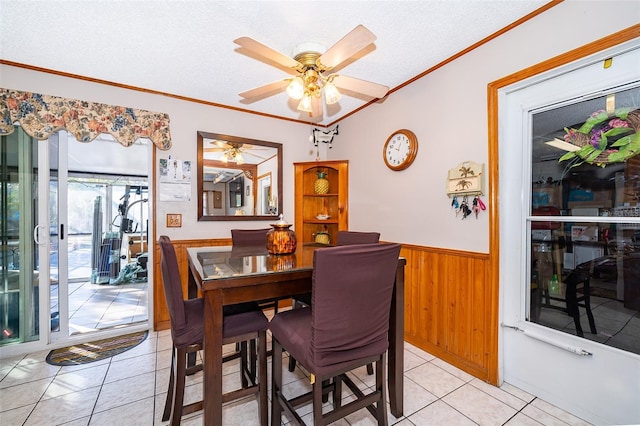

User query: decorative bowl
[316,214,330,220]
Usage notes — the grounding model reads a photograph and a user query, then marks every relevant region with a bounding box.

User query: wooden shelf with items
[294,160,348,246]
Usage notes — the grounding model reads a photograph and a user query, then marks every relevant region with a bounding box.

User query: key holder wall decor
[447,161,484,197]
[447,161,486,220]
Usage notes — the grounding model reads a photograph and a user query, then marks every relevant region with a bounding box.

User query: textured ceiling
[1,0,550,126]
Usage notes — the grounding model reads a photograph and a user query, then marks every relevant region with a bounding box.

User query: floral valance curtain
[0,88,172,150]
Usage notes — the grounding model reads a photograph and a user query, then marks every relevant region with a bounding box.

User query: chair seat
[271,307,388,377]
[224,310,269,337]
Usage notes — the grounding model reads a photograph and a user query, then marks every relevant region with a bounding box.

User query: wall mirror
[197,131,282,221]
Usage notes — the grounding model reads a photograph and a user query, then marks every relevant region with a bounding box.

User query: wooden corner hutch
[294,160,348,245]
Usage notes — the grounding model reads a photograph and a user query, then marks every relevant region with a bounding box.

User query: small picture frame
[166,213,182,228]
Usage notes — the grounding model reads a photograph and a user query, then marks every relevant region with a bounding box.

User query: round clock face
[383,129,418,171]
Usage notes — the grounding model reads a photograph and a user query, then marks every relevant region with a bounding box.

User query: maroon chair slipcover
[289,230,381,372]
[158,235,268,426]
[231,228,280,315]
[336,230,381,246]
[230,228,271,246]
[270,242,401,425]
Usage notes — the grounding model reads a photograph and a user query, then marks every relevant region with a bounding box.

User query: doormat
[46,331,148,366]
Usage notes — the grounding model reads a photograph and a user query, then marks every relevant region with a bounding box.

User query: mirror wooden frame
[197,131,283,221]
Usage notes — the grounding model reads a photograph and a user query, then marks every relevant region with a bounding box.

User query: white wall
[332,1,640,253]
[2,1,637,250]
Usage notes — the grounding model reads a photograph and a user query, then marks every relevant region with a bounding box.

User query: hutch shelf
[294,160,348,245]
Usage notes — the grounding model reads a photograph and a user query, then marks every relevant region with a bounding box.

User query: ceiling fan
[234,24,389,119]
[204,140,269,165]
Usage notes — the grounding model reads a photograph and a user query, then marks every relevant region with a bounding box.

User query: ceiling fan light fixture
[324,81,341,105]
[286,76,304,100]
[298,93,313,113]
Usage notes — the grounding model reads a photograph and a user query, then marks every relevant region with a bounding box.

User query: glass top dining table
[186,243,406,426]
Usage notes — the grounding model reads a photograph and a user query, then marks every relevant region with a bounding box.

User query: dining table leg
[203,288,225,426]
[187,270,198,368]
[389,259,406,418]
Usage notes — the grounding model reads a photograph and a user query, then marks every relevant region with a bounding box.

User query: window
[528,86,640,354]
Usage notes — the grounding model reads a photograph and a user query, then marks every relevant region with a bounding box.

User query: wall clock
[383,129,418,171]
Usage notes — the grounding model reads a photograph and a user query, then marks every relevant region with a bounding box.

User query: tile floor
[47,279,148,336]
[0,321,593,426]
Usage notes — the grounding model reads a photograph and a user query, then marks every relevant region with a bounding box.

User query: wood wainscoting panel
[153,238,231,330]
[401,244,491,381]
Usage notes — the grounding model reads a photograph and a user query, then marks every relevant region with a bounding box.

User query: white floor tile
[443,383,518,425]
[94,371,155,413]
[0,403,34,425]
[0,377,52,411]
[24,386,100,426]
[89,396,155,426]
[404,362,465,398]
[42,363,109,400]
[407,399,477,425]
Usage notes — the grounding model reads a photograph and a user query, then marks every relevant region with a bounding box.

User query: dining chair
[231,228,272,246]
[231,228,281,314]
[158,235,269,426]
[336,230,381,245]
[270,243,401,425]
[289,230,381,373]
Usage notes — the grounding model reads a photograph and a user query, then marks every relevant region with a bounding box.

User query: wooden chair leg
[250,339,258,384]
[271,341,284,426]
[172,347,187,426]
[333,375,342,409]
[313,379,325,426]
[288,355,297,372]
[376,354,389,426]
[162,347,176,421]
[258,331,268,426]
[322,379,330,403]
[240,341,249,388]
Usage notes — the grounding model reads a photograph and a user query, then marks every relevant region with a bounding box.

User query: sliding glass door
[50,131,150,343]
[1,127,150,352]
[0,127,41,347]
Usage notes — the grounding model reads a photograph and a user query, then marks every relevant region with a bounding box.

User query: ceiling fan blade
[319,24,376,70]
[332,75,389,99]
[310,96,323,119]
[211,140,232,148]
[239,79,290,102]
[234,36,301,72]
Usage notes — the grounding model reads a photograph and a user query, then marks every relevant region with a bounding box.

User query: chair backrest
[336,231,380,246]
[231,228,270,246]
[159,235,187,331]
[311,242,401,367]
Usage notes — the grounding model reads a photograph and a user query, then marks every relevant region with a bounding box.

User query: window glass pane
[528,86,640,355]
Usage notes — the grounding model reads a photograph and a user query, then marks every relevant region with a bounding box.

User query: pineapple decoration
[314,170,329,194]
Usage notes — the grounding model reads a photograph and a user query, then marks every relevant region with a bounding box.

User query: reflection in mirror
[197,131,282,221]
